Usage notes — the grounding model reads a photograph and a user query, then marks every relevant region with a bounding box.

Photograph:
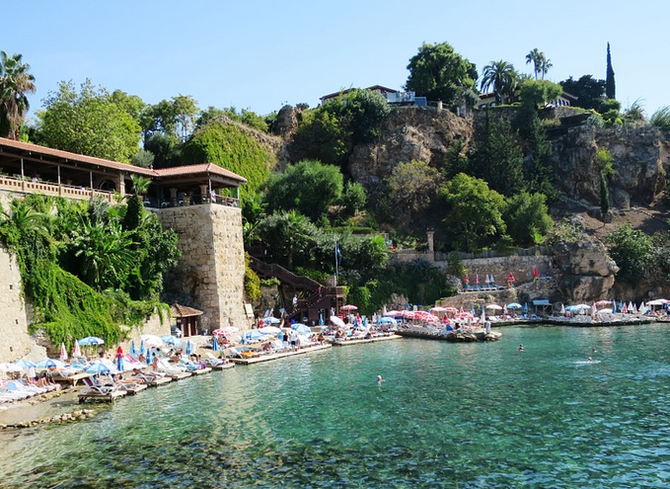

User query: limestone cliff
[551,122,670,208]
[348,106,473,188]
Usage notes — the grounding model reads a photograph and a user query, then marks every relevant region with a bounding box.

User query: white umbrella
[73,340,82,358]
[59,342,68,362]
[330,316,345,328]
[485,304,503,310]
[141,334,162,348]
[258,326,281,335]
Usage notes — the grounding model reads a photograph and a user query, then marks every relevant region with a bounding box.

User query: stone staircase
[248,255,345,323]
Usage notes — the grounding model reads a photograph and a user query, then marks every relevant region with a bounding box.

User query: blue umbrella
[14,359,36,369]
[244,330,266,341]
[78,336,105,346]
[145,350,153,365]
[116,355,124,372]
[291,324,311,335]
[185,340,193,356]
[319,313,324,326]
[212,337,219,352]
[161,335,181,346]
[139,340,146,355]
[36,358,65,369]
[523,303,529,313]
[130,341,137,355]
[85,361,114,375]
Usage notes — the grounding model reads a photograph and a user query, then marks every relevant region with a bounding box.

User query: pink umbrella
[464,274,469,285]
[341,304,358,311]
[73,340,82,357]
[59,342,68,362]
[475,274,479,285]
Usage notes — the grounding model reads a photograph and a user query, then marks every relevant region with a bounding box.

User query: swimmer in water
[592,347,597,353]
[518,344,524,351]
[587,357,593,363]
[377,375,384,383]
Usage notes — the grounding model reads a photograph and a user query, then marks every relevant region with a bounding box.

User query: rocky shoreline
[0,388,98,430]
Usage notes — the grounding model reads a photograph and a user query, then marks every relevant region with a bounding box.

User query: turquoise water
[2,324,670,488]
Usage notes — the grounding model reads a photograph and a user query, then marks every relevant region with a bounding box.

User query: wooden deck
[192,367,212,375]
[229,343,332,365]
[78,389,127,403]
[51,372,92,386]
[169,372,192,381]
[145,376,173,387]
[328,334,403,346]
[122,384,148,395]
[211,362,235,371]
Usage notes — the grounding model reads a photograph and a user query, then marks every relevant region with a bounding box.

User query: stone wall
[158,204,250,332]
[0,247,46,363]
[458,255,554,288]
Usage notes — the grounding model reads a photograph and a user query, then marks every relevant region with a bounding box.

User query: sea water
[1,324,669,488]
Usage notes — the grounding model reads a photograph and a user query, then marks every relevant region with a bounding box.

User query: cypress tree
[606,42,616,99]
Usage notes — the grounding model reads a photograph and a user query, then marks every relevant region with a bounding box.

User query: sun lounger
[81,376,120,395]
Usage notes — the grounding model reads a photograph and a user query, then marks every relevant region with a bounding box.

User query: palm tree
[526,49,552,80]
[0,51,36,139]
[480,60,517,104]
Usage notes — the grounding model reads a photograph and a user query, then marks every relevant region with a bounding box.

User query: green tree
[290,107,348,166]
[559,75,606,111]
[469,118,524,197]
[439,173,507,251]
[387,160,442,223]
[405,42,478,105]
[606,224,652,285]
[255,210,318,268]
[606,42,616,100]
[525,49,552,80]
[442,139,469,179]
[480,60,517,104]
[131,149,155,168]
[518,80,562,108]
[339,181,367,219]
[263,159,344,222]
[344,89,391,144]
[39,80,141,162]
[0,51,36,139]
[503,192,553,246]
[141,94,199,142]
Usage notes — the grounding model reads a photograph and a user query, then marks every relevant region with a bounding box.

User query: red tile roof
[0,137,247,184]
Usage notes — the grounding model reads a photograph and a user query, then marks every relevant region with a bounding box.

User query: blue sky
[5,1,668,119]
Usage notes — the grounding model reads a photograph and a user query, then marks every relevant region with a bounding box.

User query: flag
[533,267,539,282]
[335,244,342,265]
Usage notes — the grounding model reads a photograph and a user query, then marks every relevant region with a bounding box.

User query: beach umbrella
[379,317,397,325]
[330,316,346,328]
[258,326,282,335]
[85,360,117,375]
[244,330,268,341]
[212,337,219,352]
[262,317,281,325]
[36,358,66,369]
[560,303,565,315]
[130,340,137,355]
[485,304,502,311]
[78,336,105,346]
[116,354,124,372]
[59,342,68,362]
[506,303,523,310]
[73,340,82,358]
[145,349,153,364]
[533,267,539,281]
[185,341,193,356]
[13,359,36,370]
[319,312,324,326]
[291,324,312,335]
[141,334,162,348]
[0,362,23,373]
[161,335,181,346]
[341,304,358,311]
[464,274,469,285]
[139,340,146,355]
[612,300,617,313]
[523,303,529,314]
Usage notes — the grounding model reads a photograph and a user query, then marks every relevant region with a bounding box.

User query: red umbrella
[464,274,469,285]
[341,304,358,311]
[534,267,539,278]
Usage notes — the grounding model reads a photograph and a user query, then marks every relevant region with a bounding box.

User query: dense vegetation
[0,194,180,347]
[2,40,670,316]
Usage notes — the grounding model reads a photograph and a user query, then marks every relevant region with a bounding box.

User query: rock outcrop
[551,121,670,207]
[348,106,473,190]
[552,217,619,302]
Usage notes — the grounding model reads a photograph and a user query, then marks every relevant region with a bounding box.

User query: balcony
[0,175,115,202]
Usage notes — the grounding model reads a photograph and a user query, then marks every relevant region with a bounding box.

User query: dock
[145,376,172,387]
[229,343,332,365]
[51,372,92,387]
[122,384,148,395]
[211,362,235,371]
[192,367,212,375]
[169,372,192,381]
[328,334,403,346]
[397,328,502,342]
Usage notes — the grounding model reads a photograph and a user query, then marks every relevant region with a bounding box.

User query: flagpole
[334,239,339,287]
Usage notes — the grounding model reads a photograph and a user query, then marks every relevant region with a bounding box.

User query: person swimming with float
[377,375,385,383]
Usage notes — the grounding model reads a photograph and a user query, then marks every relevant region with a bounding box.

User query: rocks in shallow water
[0,409,95,430]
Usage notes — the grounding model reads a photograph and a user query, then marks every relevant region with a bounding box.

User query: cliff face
[348,106,473,188]
[551,123,670,207]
